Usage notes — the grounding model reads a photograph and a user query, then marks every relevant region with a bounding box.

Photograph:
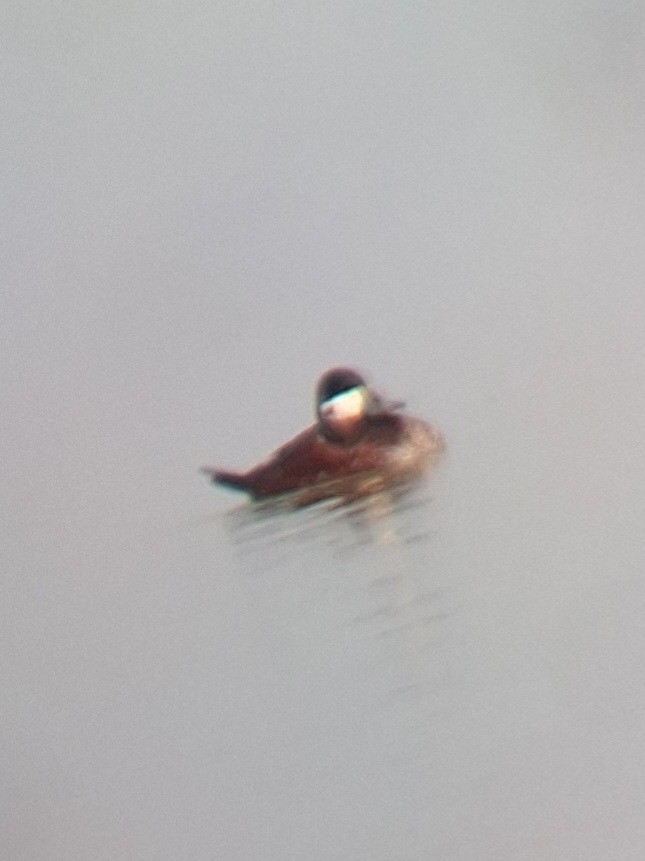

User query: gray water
[3,2,645,858]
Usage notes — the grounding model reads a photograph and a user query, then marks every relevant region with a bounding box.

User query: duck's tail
[200,466,253,495]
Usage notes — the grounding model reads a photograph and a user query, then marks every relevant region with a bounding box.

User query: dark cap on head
[316,367,367,406]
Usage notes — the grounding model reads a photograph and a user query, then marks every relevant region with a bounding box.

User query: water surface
[3,1,645,858]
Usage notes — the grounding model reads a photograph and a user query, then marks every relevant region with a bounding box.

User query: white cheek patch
[323,386,367,421]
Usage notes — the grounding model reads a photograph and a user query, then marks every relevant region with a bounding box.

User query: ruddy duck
[202,367,443,506]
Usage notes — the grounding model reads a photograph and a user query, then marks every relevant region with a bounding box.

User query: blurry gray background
[3,1,645,859]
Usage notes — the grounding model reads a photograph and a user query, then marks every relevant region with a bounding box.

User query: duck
[201,367,442,507]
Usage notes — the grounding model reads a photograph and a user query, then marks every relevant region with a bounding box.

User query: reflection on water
[225,481,437,548]
[219,478,451,703]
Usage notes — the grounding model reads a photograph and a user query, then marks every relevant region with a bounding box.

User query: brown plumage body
[202,368,442,507]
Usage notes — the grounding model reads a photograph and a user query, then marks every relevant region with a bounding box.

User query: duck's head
[315,367,376,441]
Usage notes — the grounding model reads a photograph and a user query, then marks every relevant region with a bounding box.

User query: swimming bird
[202,367,442,507]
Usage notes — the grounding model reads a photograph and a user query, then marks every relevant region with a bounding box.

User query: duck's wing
[202,422,388,501]
[240,426,356,498]
[200,426,332,499]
